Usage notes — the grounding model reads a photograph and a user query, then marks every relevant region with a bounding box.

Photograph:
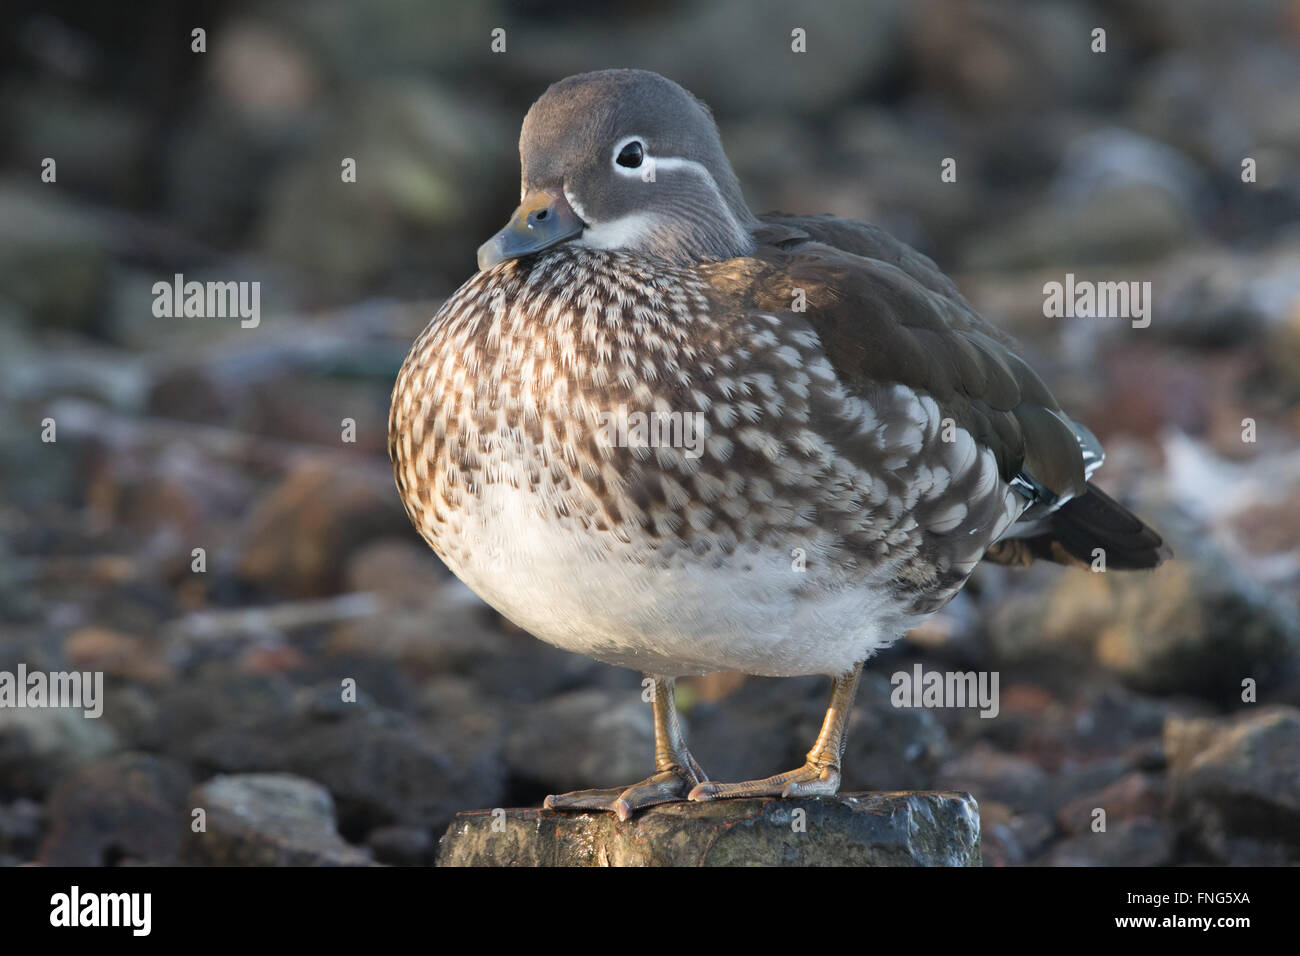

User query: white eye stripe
[609,134,717,186]
[580,137,752,256]
[626,155,750,250]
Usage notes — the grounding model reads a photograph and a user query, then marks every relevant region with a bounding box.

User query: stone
[935,741,1050,812]
[503,688,654,797]
[0,706,119,799]
[0,798,43,863]
[1055,771,1167,835]
[185,773,372,866]
[343,537,449,602]
[63,627,174,683]
[438,792,980,867]
[0,184,111,334]
[1043,819,1176,867]
[38,752,192,866]
[153,672,302,755]
[978,800,1055,867]
[1164,707,1300,864]
[187,694,506,837]
[258,79,510,299]
[238,459,411,598]
[988,533,1298,703]
[1148,241,1300,350]
[669,0,902,114]
[960,183,1193,271]
[326,575,514,678]
[1091,553,1298,701]
[367,824,436,866]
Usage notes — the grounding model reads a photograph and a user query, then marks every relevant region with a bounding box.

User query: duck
[388,68,1168,820]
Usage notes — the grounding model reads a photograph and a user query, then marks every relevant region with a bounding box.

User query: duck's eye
[616,141,644,169]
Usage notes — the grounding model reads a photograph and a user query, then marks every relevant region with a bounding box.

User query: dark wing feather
[743,212,1168,571]
[747,212,1086,504]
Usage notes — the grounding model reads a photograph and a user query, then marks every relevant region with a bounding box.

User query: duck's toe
[545,766,702,822]
[687,761,840,802]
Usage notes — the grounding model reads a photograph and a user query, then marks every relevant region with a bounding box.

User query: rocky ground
[1,0,1299,865]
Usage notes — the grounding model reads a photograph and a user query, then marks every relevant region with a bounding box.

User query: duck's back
[739,212,1168,573]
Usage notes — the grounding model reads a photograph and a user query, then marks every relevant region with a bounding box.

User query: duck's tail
[985,484,1171,570]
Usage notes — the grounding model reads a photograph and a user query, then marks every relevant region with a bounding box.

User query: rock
[1164,707,1300,864]
[0,798,43,863]
[258,78,510,299]
[0,706,119,799]
[978,801,1055,867]
[1127,41,1300,178]
[326,576,525,687]
[505,1,901,118]
[960,183,1194,271]
[1043,819,1176,866]
[153,672,302,757]
[241,374,393,455]
[438,792,980,867]
[1055,771,1167,835]
[1160,432,1300,594]
[9,82,148,204]
[936,742,1050,813]
[998,681,1201,770]
[669,0,903,114]
[38,752,192,866]
[989,533,1299,702]
[0,184,110,334]
[1091,552,1298,700]
[503,688,654,798]
[188,693,506,837]
[343,538,448,602]
[162,83,312,244]
[185,773,372,866]
[238,459,411,597]
[63,626,173,683]
[367,824,436,866]
[1149,240,1300,350]
[1049,127,1209,221]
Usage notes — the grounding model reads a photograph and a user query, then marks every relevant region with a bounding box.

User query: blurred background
[1,0,1298,866]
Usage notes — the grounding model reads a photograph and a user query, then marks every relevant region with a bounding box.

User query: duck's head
[477,69,756,271]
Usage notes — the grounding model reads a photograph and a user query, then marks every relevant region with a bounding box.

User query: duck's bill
[477,189,585,271]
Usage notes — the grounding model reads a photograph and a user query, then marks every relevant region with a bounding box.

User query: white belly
[439,483,919,678]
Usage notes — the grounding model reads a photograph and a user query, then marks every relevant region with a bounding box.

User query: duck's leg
[544,674,707,822]
[689,662,862,801]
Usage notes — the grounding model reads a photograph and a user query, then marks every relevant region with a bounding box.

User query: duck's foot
[687,761,840,801]
[690,663,863,802]
[544,766,700,822]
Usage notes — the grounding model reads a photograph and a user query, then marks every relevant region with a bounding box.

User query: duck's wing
[709,213,1168,591]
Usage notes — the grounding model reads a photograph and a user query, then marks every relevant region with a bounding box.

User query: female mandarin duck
[389,70,1168,820]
